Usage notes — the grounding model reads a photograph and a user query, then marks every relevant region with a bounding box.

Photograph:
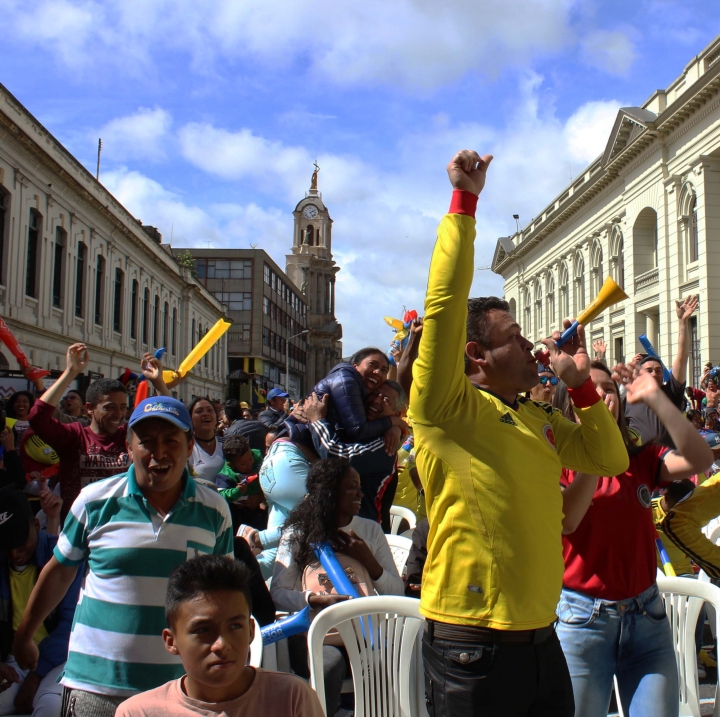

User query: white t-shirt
[189,440,225,482]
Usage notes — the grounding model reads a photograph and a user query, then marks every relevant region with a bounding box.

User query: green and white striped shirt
[54,465,233,696]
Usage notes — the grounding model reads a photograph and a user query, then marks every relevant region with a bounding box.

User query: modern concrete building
[492,34,720,387]
[0,83,228,402]
[186,248,309,405]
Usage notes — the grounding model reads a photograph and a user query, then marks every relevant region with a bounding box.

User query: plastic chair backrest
[386,534,413,580]
[389,506,417,535]
[615,577,720,717]
[307,595,426,717]
[249,616,263,667]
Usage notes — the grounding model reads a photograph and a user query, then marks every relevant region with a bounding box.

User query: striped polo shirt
[54,465,234,696]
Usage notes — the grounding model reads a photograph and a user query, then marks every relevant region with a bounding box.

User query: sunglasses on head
[539,376,559,386]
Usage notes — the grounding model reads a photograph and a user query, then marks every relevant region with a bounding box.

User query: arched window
[558,262,569,320]
[633,207,659,278]
[590,240,604,297]
[113,269,124,333]
[26,209,41,298]
[546,273,556,330]
[534,280,543,336]
[522,286,531,336]
[0,186,8,283]
[153,295,159,347]
[610,227,625,290]
[142,287,150,344]
[172,306,178,355]
[95,255,106,325]
[689,194,699,263]
[509,298,517,320]
[130,279,138,339]
[52,227,66,309]
[574,252,585,315]
[163,301,169,348]
[75,242,87,318]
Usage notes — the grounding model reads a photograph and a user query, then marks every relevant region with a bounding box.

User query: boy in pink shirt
[116,555,324,717]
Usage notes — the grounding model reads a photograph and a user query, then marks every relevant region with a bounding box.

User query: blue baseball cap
[701,430,720,450]
[129,397,192,432]
[267,388,289,401]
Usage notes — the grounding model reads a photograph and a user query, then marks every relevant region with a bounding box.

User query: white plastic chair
[614,577,720,717]
[307,595,427,716]
[386,534,413,579]
[389,506,417,535]
[249,616,263,667]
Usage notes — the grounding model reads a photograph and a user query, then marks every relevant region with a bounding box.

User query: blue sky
[1,0,719,352]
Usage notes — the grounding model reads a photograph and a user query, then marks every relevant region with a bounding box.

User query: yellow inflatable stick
[384,317,405,331]
[163,318,231,383]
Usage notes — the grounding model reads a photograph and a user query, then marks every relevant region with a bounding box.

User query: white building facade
[492,35,720,387]
[0,83,227,402]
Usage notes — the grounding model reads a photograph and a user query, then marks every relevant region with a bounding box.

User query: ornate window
[558,261,569,320]
[26,209,41,298]
[534,280,543,337]
[573,252,585,315]
[679,184,699,265]
[609,227,624,290]
[52,227,66,309]
[546,273,556,330]
[590,240,604,297]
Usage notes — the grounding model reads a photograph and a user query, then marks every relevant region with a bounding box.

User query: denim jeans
[556,584,678,717]
[422,623,574,717]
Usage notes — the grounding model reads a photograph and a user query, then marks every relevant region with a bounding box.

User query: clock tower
[286,164,343,388]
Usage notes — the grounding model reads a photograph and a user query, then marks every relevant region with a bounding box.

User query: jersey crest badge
[542,424,556,449]
[637,484,652,509]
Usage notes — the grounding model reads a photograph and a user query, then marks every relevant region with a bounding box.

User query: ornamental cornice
[664,94,720,145]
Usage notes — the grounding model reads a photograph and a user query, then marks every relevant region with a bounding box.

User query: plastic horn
[164,318,231,383]
[0,318,50,380]
[655,536,676,577]
[638,335,671,383]
[260,605,312,645]
[555,277,629,348]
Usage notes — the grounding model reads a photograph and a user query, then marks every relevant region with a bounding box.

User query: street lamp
[286,329,310,399]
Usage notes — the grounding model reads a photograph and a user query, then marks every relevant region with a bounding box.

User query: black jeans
[422,622,574,717]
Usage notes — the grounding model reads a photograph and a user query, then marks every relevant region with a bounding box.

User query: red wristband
[567,378,601,408]
[448,189,478,218]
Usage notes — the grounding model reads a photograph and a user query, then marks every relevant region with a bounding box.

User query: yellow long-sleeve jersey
[409,206,629,630]
[662,474,720,577]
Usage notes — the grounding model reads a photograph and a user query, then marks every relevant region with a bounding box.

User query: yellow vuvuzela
[163,318,231,384]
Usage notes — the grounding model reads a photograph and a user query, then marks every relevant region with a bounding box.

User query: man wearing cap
[258,388,290,429]
[12,396,234,717]
[0,485,82,717]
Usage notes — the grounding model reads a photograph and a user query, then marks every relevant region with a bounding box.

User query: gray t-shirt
[625,374,686,448]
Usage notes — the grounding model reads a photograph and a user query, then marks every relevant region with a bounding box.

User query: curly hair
[282,457,352,569]
[5,391,34,418]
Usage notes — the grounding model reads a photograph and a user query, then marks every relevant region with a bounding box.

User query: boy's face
[228,449,254,475]
[3,520,39,567]
[163,590,254,691]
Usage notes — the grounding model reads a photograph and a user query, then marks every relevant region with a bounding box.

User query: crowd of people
[1,149,720,717]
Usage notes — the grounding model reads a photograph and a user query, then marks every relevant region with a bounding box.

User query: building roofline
[492,34,720,276]
[0,82,222,314]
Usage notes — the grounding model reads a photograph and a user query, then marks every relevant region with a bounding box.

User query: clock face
[303,205,318,220]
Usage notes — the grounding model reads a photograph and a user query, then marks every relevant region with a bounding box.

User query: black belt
[427,620,555,645]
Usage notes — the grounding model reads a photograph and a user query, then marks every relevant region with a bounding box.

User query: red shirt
[561,445,668,601]
[29,400,129,510]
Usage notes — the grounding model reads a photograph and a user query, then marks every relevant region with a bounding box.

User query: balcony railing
[634,268,659,293]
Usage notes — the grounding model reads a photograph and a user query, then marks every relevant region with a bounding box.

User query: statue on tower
[310,161,320,190]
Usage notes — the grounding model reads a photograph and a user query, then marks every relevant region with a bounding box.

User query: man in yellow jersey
[410,150,629,717]
[662,473,720,577]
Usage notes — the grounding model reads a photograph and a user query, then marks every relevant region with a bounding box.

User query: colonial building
[285,165,343,388]
[492,34,720,387]
[186,248,309,404]
[0,83,227,402]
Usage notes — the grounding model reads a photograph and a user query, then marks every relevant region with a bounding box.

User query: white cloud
[98,76,626,350]
[581,29,637,76]
[2,0,580,90]
[564,100,622,163]
[97,107,172,162]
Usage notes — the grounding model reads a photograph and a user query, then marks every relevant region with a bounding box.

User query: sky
[1,0,719,352]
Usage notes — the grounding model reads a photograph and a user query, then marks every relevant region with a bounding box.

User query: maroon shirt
[561,445,668,601]
[29,400,129,509]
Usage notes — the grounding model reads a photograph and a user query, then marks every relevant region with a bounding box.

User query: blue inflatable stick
[260,605,312,645]
[314,543,359,598]
[638,335,671,383]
